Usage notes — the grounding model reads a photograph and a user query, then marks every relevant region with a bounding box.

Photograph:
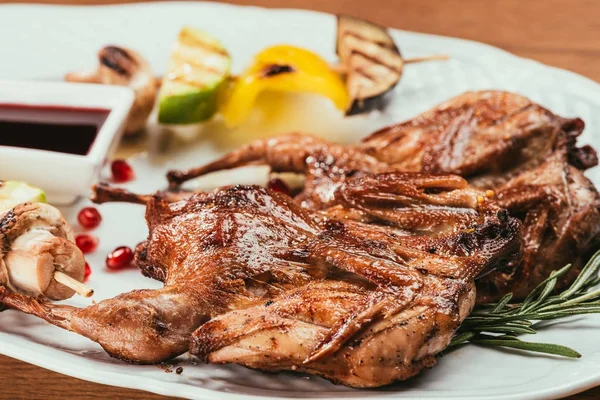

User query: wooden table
[2,0,599,399]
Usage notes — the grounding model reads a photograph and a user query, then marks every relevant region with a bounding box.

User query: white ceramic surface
[0,80,134,204]
[0,3,599,400]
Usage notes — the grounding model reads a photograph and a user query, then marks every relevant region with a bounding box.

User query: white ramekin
[0,80,134,204]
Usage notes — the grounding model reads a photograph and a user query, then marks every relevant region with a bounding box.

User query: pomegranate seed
[75,234,99,254]
[84,262,91,282]
[267,178,291,196]
[106,246,134,270]
[111,159,135,183]
[77,207,102,229]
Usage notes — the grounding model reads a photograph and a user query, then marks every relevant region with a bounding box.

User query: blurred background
[9,0,600,81]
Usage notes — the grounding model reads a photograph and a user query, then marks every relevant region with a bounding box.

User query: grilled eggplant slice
[336,15,403,115]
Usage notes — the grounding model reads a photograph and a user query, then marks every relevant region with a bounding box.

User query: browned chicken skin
[485,151,600,300]
[187,177,520,387]
[362,90,600,301]
[167,133,388,209]
[1,173,520,387]
[167,90,600,302]
[361,91,595,182]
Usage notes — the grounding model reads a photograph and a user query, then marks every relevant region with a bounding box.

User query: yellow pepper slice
[219,45,350,127]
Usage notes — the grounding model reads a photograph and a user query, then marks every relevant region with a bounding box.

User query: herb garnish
[450,250,600,358]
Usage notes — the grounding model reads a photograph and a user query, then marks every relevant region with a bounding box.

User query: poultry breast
[167,90,600,302]
[1,172,520,387]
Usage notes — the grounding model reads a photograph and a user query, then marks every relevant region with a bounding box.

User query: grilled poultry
[167,133,389,210]
[190,174,520,387]
[0,173,520,387]
[167,90,600,302]
[361,90,600,301]
[484,150,600,300]
[361,91,597,182]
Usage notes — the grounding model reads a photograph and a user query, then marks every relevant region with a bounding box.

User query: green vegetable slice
[158,26,231,124]
[0,181,47,214]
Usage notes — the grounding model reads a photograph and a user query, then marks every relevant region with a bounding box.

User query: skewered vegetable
[66,45,158,135]
[336,15,447,115]
[158,27,231,124]
[0,181,92,300]
[219,45,349,127]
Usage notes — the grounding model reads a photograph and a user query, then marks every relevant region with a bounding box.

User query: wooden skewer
[404,54,450,64]
[331,54,449,74]
[54,271,94,298]
[330,63,348,74]
[217,53,450,80]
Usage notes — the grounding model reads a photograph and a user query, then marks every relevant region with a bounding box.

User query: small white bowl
[0,80,134,204]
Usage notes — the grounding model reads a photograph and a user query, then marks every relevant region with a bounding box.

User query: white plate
[1,2,600,400]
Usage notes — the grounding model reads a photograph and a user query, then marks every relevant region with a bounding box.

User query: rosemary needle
[449,250,600,358]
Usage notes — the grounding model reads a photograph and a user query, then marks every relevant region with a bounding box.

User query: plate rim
[1,2,600,399]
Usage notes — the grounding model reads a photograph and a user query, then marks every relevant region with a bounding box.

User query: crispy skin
[168,90,599,302]
[482,152,600,300]
[361,90,595,184]
[167,133,388,209]
[193,279,469,387]
[187,175,520,387]
[362,90,600,301]
[1,173,520,387]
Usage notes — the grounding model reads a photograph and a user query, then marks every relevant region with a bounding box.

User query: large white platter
[1,2,600,399]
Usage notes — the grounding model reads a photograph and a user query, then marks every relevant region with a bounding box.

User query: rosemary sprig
[449,250,600,358]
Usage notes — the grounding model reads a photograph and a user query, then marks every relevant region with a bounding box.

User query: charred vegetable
[219,45,349,127]
[66,46,157,135]
[337,15,403,115]
[336,15,447,115]
[158,27,231,124]
[0,181,92,300]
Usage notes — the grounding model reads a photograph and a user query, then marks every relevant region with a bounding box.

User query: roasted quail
[167,90,600,302]
[362,90,600,301]
[0,172,520,387]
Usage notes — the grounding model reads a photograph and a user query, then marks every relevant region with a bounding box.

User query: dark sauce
[0,104,110,155]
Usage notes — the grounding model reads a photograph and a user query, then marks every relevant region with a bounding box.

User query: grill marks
[342,33,403,74]
[178,28,229,57]
[152,89,599,383]
[166,91,590,307]
[360,90,600,302]
[99,46,137,78]
[336,15,404,114]
[165,28,230,90]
